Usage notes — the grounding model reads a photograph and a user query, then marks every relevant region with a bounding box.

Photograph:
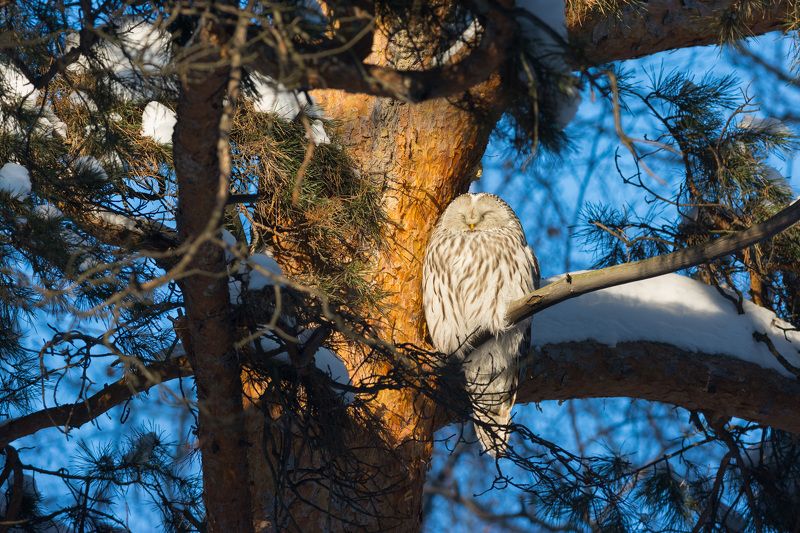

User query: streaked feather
[422,193,539,455]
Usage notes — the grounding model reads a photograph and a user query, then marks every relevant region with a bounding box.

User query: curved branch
[520,341,800,434]
[0,357,191,449]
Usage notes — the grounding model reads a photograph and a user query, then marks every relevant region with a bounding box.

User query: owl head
[435,193,521,233]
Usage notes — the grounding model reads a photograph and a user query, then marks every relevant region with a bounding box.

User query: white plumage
[422,193,540,455]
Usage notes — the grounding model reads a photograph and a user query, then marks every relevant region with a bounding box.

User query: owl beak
[468,223,475,231]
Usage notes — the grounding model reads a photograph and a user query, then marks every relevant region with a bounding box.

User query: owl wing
[470,240,537,456]
[422,234,467,356]
[527,245,541,290]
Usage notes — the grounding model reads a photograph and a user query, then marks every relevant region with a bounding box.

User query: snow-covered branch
[508,273,800,433]
[470,198,800,350]
[411,274,800,434]
[534,274,800,378]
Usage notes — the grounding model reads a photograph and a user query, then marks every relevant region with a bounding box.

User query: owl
[422,193,540,455]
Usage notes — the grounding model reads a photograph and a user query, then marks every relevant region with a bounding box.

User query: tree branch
[471,199,800,350]
[568,0,794,64]
[7,339,800,455]
[249,5,513,102]
[519,341,800,435]
[0,357,192,449]
[56,204,180,254]
[249,1,794,101]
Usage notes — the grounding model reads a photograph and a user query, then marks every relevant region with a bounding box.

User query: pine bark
[172,22,255,533]
[243,83,507,532]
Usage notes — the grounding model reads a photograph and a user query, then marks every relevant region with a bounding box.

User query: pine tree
[1,1,800,531]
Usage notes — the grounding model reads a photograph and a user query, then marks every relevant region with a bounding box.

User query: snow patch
[228,250,283,302]
[228,278,243,304]
[534,273,800,378]
[67,20,172,99]
[0,162,31,200]
[0,65,70,138]
[68,90,99,112]
[248,252,283,291]
[314,347,353,400]
[295,329,352,399]
[0,66,69,138]
[259,329,353,402]
[109,21,170,74]
[221,229,239,263]
[0,64,39,107]
[95,210,138,231]
[42,114,68,138]
[249,74,332,142]
[251,74,311,120]
[308,119,330,145]
[740,115,790,137]
[33,203,63,220]
[141,101,176,144]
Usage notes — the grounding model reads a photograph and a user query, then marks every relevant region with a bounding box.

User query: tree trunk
[242,39,510,533]
[173,21,255,533]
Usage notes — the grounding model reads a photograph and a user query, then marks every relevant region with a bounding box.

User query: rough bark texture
[567,0,794,64]
[173,31,255,532]
[519,341,800,434]
[244,85,506,532]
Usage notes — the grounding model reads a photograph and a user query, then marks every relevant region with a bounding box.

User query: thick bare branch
[568,1,794,64]
[249,1,795,101]
[7,338,800,451]
[520,341,800,434]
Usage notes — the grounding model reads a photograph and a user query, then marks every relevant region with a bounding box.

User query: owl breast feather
[423,228,534,358]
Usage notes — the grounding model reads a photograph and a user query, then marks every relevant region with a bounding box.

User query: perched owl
[422,193,540,455]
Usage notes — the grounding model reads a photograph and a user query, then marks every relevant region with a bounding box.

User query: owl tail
[472,395,515,457]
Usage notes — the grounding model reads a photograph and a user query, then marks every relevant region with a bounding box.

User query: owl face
[436,193,517,233]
